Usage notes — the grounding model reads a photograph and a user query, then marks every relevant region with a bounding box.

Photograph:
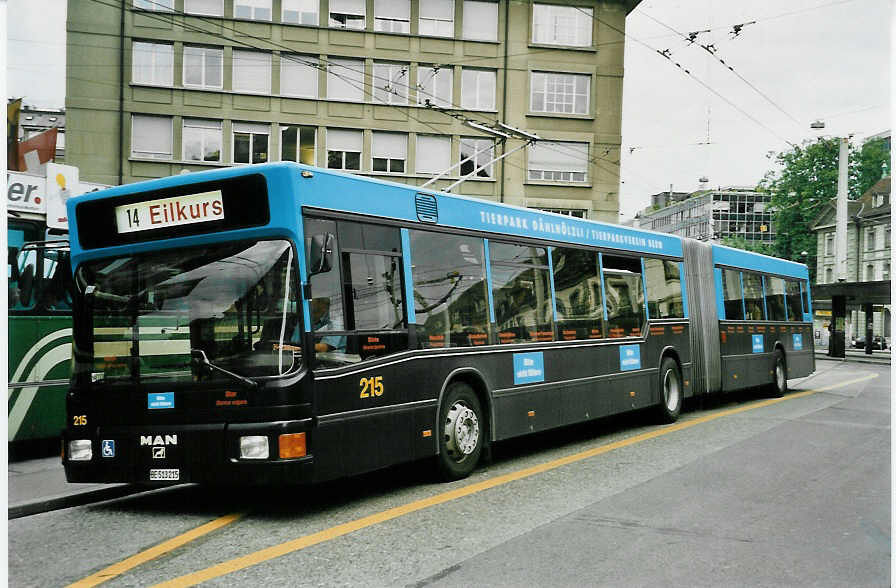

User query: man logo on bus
[140,435,178,446]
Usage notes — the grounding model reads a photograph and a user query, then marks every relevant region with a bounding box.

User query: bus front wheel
[655,357,682,424]
[436,382,483,481]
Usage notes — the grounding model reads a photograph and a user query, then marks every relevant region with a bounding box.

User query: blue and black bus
[62,163,814,485]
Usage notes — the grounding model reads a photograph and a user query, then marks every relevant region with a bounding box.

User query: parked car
[852,336,887,350]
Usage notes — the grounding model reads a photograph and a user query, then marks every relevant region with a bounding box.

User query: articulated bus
[63,163,814,485]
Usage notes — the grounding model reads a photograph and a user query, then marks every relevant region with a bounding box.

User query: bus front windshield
[73,240,301,385]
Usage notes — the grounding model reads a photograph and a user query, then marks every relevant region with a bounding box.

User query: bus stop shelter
[811,280,892,357]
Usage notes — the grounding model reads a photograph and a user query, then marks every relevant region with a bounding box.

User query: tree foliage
[758,137,890,282]
[719,235,775,257]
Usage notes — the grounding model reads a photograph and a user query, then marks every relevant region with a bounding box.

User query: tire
[655,357,682,424]
[768,349,787,398]
[436,382,484,481]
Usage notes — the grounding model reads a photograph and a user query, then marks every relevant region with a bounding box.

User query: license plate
[149,468,180,481]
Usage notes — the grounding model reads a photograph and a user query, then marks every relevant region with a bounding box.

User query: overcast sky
[6,0,892,219]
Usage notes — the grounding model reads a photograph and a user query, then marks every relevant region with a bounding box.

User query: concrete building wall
[65,0,637,222]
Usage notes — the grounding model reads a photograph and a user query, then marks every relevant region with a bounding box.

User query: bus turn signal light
[279,433,306,459]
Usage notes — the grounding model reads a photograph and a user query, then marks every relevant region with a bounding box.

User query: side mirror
[308,233,334,275]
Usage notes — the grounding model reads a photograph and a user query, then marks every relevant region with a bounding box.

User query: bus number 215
[360,376,384,398]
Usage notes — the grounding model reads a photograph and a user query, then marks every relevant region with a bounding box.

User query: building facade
[637,187,775,244]
[17,106,66,161]
[65,0,640,222]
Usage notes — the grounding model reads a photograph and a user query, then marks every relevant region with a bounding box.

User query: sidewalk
[815,348,891,365]
[8,456,139,519]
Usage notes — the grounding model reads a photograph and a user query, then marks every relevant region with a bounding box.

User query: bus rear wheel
[768,349,787,398]
[436,382,483,481]
[655,357,682,424]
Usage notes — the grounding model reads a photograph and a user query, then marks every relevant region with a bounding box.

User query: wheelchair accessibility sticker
[619,345,641,371]
[793,334,803,350]
[752,335,764,353]
[101,440,115,458]
[513,352,545,385]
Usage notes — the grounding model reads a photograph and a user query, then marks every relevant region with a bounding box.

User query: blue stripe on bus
[547,247,558,322]
[679,262,689,318]
[483,239,496,324]
[400,229,416,325]
[801,280,813,321]
[739,272,747,319]
[640,258,650,320]
[760,276,768,319]
[714,267,725,320]
[712,243,808,279]
[598,253,609,324]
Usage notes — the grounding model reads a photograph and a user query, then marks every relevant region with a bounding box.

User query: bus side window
[644,258,683,319]
[490,242,554,344]
[721,268,744,320]
[552,247,603,340]
[764,276,787,321]
[742,272,765,320]
[602,255,645,338]
[785,279,802,321]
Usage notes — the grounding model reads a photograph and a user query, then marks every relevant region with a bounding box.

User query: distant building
[810,176,891,346]
[16,105,66,161]
[649,189,688,210]
[638,187,775,244]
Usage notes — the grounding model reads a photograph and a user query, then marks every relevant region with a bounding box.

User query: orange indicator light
[527,410,535,417]
[278,433,306,459]
[422,430,432,438]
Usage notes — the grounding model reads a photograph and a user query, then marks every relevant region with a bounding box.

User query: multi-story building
[811,176,891,344]
[637,187,775,244]
[64,0,641,222]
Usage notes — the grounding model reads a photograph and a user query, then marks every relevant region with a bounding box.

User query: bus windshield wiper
[190,349,258,389]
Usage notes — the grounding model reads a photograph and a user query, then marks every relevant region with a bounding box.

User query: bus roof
[711,243,809,280]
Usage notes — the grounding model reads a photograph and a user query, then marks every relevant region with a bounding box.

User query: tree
[719,235,775,257]
[758,137,890,282]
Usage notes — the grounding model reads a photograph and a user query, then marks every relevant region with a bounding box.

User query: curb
[814,354,891,366]
[9,484,145,520]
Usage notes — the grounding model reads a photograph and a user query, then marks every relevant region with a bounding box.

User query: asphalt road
[9,359,889,587]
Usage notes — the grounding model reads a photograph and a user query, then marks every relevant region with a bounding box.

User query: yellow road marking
[154,372,879,587]
[67,512,243,588]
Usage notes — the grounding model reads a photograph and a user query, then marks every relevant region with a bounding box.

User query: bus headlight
[239,436,269,459]
[68,440,93,461]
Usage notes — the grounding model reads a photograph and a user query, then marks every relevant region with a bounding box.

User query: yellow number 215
[359,376,384,399]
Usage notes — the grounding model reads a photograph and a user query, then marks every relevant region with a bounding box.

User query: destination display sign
[115,190,224,234]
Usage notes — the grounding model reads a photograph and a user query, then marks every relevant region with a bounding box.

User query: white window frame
[824,267,833,284]
[326,128,363,171]
[232,122,270,165]
[530,71,590,115]
[282,0,318,25]
[373,62,409,105]
[182,118,223,163]
[280,54,319,98]
[183,45,224,90]
[461,68,496,111]
[374,0,410,33]
[824,232,834,256]
[280,125,317,164]
[184,0,223,16]
[884,262,890,280]
[415,135,451,175]
[130,114,172,160]
[232,50,272,94]
[419,0,454,37]
[532,3,593,47]
[134,0,173,11]
[329,0,366,30]
[459,137,494,178]
[866,227,876,251]
[326,57,365,102]
[416,65,453,108]
[371,132,408,174]
[866,264,876,281]
[462,1,497,41]
[234,0,272,20]
[132,41,173,86]
[527,141,589,183]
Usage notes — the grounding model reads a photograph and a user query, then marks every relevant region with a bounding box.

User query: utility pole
[834,136,849,282]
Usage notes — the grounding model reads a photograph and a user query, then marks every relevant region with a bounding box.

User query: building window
[235,0,272,20]
[530,71,589,115]
[232,50,271,94]
[419,0,454,37]
[182,119,222,163]
[461,68,496,111]
[374,0,409,33]
[183,45,223,90]
[282,0,318,25]
[327,128,362,170]
[462,1,497,42]
[327,58,365,102]
[372,132,407,173]
[281,125,316,164]
[184,0,223,16]
[824,232,834,256]
[416,65,453,108]
[281,54,319,98]
[538,208,587,218]
[130,114,172,160]
[233,122,269,164]
[532,3,593,47]
[460,137,493,178]
[132,41,173,86]
[866,264,876,281]
[884,262,890,280]
[866,228,876,251]
[373,62,409,104]
[329,0,365,29]
[528,141,588,183]
[134,0,173,11]
[415,135,450,175]
[886,227,891,249]
[824,267,833,283]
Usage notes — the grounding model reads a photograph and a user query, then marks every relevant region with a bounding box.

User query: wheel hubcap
[445,401,480,460]
[776,361,785,389]
[664,369,680,412]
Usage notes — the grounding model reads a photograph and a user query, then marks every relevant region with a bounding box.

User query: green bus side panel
[8,316,72,442]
